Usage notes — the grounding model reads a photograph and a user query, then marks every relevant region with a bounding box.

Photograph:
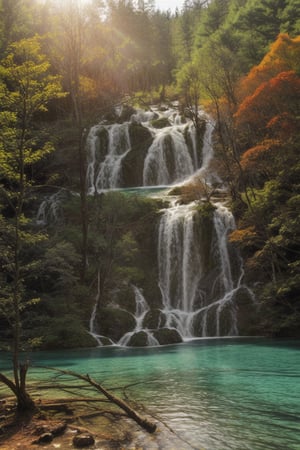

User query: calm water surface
[1,338,299,449]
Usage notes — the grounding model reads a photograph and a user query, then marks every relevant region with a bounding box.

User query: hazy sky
[155,0,184,13]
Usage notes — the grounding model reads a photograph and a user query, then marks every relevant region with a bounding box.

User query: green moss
[96,307,135,342]
[193,202,216,271]
[168,186,183,196]
[150,117,171,128]
[127,331,148,346]
[144,309,165,329]
[194,201,216,218]
[153,328,182,345]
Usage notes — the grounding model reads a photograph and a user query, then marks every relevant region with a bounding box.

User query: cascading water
[85,106,201,192]
[32,104,255,346]
[118,286,159,347]
[157,201,247,340]
[85,104,255,346]
[142,128,195,185]
[158,202,202,338]
[36,189,69,225]
[87,122,131,193]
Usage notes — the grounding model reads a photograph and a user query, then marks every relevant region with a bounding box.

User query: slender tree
[0,35,65,410]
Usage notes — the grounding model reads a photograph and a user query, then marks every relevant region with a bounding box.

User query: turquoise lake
[1,338,299,449]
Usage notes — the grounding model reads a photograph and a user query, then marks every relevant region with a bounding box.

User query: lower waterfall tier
[91,199,257,347]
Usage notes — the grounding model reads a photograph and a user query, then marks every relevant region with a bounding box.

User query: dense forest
[0,0,299,363]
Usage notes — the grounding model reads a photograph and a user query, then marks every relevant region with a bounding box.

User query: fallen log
[36,367,157,433]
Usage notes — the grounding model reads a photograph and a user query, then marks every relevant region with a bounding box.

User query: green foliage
[195,201,216,218]
[150,117,171,128]
[0,35,65,360]
[87,191,160,295]
[0,0,299,349]
[36,316,96,350]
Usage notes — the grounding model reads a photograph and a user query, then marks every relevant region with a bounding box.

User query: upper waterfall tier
[86,106,212,193]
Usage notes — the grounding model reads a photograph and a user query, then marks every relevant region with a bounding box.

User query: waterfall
[143,128,195,186]
[158,202,201,313]
[89,270,114,346]
[195,204,240,337]
[85,105,255,346]
[89,270,104,346]
[118,286,159,347]
[36,189,69,225]
[85,106,199,191]
[213,204,235,293]
[86,123,131,193]
[201,119,215,171]
[157,201,243,340]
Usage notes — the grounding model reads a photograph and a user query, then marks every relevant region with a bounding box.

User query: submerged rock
[32,432,53,445]
[73,433,95,448]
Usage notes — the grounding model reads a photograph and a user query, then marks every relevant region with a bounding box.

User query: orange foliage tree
[235,70,300,144]
[236,34,300,103]
[240,139,281,183]
[230,34,300,299]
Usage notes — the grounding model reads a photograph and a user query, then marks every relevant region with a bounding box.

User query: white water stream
[86,106,202,192]
[87,122,131,194]
[117,286,159,347]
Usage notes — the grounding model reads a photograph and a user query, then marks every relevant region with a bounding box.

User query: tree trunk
[0,364,35,412]
[78,128,88,281]
[40,367,157,433]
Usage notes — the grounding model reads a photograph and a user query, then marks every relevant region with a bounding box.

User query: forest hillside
[0,0,299,352]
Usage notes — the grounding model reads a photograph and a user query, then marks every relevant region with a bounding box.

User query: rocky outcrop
[122,123,153,186]
[96,307,135,342]
[153,328,182,345]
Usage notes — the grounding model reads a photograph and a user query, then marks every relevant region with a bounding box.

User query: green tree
[0,0,34,53]
[0,35,65,410]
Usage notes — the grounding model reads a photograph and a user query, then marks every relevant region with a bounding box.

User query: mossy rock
[111,286,136,314]
[141,282,163,310]
[193,307,217,337]
[98,336,114,346]
[93,126,109,165]
[96,307,135,342]
[127,331,149,347]
[143,309,165,329]
[102,110,118,123]
[121,123,153,186]
[168,186,183,196]
[119,105,136,122]
[150,117,171,128]
[234,287,259,335]
[217,302,236,336]
[153,328,182,345]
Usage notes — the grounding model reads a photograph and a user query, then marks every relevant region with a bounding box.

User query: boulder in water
[96,307,135,342]
[153,328,182,345]
[127,331,149,347]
